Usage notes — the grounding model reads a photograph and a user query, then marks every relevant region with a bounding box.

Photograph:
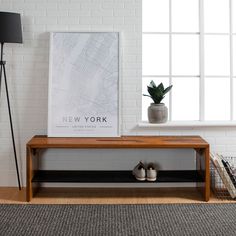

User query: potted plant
[143,81,173,123]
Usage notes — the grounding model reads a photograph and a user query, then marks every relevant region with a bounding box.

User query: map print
[48,32,119,137]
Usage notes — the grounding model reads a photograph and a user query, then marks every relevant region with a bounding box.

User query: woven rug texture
[0,204,236,236]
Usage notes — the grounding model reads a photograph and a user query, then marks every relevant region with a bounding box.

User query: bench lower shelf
[32,170,204,183]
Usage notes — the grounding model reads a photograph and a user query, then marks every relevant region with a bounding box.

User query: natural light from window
[142,0,236,123]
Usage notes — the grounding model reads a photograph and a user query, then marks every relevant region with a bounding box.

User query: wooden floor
[0,187,234,204]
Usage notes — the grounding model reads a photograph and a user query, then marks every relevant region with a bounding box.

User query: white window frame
[141,0,236,126]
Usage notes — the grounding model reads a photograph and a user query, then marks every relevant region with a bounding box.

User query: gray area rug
[0,204,236,236]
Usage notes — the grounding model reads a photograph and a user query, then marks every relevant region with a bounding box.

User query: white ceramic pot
[148,103,168,123]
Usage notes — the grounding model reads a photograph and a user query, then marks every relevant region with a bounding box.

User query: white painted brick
[23,10,47,17]
[23,24,46,33]
[124,99,138,106]
[102,17,124,25]
[22,32,34,40]
[33,32,50,41]
[122,32,140,39]
[226,129,236,137]
[0,3,13,9]
[47,10,68,17]
[123,55,137,62]
[12,3,36,10]
[89,26,112,31]
[46,25,69,31]
[135,8,142,17]
[79,16,102,25]
[71,0,90,1]
[123,115,138,122]
[122,69,139,77]
[124,16,139,24]
[21,17,34,26]
[24,0,49,2]
[159,130,183,136]
[91,9,113,17]
[215,137,236,145]
[69,25,92,31]
[80,3,101,11]
[1,0,234,188]
[210,145,226,152]
[69,10,91,17]
[123,39,138,46]
[34,17,57,25]
[114,8,137,17]
[7,0,24,2]
[136,130,161,136]
[203,130,226,137]
[226,145,236,152]
[102,3,124,9]
[57,3,80,10]
[58,17,79,25]
[123,62,139,69]
[181,130,204,136]
[36,3,58,10]
[120,1,137,9]
[114,26,136,33]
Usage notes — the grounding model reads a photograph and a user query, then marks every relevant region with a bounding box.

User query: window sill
[138,121,236,128]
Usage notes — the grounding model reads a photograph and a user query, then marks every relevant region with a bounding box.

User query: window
[142,0,236,122]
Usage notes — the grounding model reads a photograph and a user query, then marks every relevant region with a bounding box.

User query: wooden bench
[26,135,210,202]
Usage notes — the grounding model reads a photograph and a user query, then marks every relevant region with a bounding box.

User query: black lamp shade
[0,12,23,44]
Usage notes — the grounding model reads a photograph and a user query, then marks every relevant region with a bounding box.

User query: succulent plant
[143,80,173,104]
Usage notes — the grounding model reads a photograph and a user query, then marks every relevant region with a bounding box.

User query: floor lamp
[0,12,23,190]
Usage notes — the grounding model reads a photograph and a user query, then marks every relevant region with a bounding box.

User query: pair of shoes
[132,161,157,181]
[132,161,146,181]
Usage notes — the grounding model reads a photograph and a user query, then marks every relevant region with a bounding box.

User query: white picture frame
[48,32,120,137]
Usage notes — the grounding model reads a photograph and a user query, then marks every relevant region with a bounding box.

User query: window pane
[205,35,230,76]
[234,79,236,120]
[205,77,230,120]
[142,77,170,120]
[172,77,199,120]
[233,0,236,33]
[142,0,169,32]
[142,35,169,75]
[233,36,236,76]
[172,0,199,32]
[204,0,229,33]
[172,35,199,75]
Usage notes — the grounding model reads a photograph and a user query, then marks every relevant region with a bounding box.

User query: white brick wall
[0,0,236,187]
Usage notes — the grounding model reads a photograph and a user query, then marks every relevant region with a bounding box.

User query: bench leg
[196,147,210,202]
[26,147,39,202]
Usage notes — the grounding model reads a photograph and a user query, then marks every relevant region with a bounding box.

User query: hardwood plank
[27,135,209,149]
[0,187,234,204]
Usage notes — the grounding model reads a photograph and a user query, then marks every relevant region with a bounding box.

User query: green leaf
[148,86,162,97]
[144,81,173,104]
[147,86,163,103]
[157,83,164,92]
[149,80,156,88]
[143,94,152,98]
[147,86,155,96]
[163,85,173,95]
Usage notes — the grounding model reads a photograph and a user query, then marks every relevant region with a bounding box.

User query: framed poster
[48,32,120,137]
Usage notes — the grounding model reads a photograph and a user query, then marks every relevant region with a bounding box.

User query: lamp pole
[0,42,21,190]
